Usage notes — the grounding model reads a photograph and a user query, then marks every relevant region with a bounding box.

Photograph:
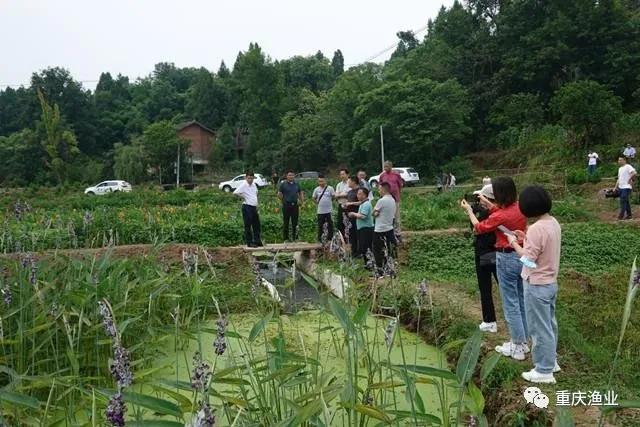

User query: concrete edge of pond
[293,251,351,299]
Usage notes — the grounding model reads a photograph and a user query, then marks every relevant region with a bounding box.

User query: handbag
[478,251,496,267]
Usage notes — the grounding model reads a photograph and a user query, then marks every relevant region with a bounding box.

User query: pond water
[151,310,452,425]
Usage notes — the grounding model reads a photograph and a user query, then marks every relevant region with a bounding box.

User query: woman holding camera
[461,177,528,360]
[468,184,499,333]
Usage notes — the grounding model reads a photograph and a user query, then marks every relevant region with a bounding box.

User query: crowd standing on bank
[234,152,637,384]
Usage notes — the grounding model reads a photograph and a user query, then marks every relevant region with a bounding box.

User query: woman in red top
[461,177,529,360]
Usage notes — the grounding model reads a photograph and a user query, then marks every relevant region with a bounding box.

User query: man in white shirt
[587,150,599,175]
[449,173,457,188]
[372,182,397,276]
[623,144,636,160]
[335,168,350,238]
[615,157,637,220]
[233,171,263,247]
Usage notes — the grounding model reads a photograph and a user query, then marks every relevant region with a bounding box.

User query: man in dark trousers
[233,170,263,247]
[378,161,404,233]
[343,175,363,256]
[278,170,304,241]
[372,182,397,276]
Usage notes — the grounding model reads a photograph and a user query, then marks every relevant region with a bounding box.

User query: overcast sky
[0,0,453,90]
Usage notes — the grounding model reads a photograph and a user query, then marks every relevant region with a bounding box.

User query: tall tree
[31,67,97,154]
[185,69,230,129]
[331,50,344,77]
[37,89,80,184]
[551,80,622,147]
[353,78,471,173]
[231,43,284,168]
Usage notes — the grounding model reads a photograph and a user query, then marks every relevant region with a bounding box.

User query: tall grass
[0,239,499,425]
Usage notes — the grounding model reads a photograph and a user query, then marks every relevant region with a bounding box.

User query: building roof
[176,120,216,135]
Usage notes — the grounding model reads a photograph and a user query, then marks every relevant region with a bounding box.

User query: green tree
[140,121,188,184]
[551,80,622,147]
[31,67,98,154]
[185,69,229,129]
[37,89,80,184]
[231,43,284,169]
[320,63,383,165]
[353,78,471,174]
[331,50,344,77]
[113,139,148,184]
[489,93,545,129]
[0,129,43,185]
[279,89,333,171]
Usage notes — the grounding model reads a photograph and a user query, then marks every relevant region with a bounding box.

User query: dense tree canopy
[1,0,639,185]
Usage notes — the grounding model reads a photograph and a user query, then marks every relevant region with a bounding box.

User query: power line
[345,23,430,67]
[2,23,431,87]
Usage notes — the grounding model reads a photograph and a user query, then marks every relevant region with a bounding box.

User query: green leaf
[441,339,466,353]
[249,310,273,343]
[465,382,484,415]
[353,301,370,325]
[554,407,575,427]
[299,271,320,290]
[395,364,457,381]
[0,389,40,409]
[66,349,79,375]
[293,388,341,424]
[368,380,405,389]
[225,331,242,339]
[600,399,640,415]
[480,352,502,382]
[386,410,442,425]
[353,404,392,424]
[212,377,251,386]
[122,391,182,417]
[261,365,306,383]
[328,297,353,333]
[455,330,482,385]
[149,385,192,411]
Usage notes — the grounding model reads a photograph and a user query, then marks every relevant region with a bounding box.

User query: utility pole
[176,145,180,188]
[380,125,385,171]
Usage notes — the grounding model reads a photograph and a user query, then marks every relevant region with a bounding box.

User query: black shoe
[248,243,258,248]
[256,241,264,247]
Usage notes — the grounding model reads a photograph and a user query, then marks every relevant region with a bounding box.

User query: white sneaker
[495,341,513,356]
[553,361,561,373]
[479,322,497,333]
[522,368,556,384]
[495,342,528,360]
[511,344,526,361]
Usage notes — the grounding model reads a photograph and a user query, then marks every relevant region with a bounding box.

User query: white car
[369,167,420,188]
[84,180,132,195]
[217,174,268,192]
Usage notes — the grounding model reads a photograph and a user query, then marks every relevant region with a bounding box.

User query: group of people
[233,161,405,276]
[435,172,456,192]
[587,144,636,175]
[588,148,637,220]
[460,177,562,384]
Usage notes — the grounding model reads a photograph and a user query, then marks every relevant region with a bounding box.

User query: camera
[464,193,479,203]
[464,193,481,212]
[604,188,620,198]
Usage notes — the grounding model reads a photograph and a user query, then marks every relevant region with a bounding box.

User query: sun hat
[473,184,494,199]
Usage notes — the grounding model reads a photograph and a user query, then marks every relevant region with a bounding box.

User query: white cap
[473,184,494,199]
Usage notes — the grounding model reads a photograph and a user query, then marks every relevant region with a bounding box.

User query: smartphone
[497,225,515,236]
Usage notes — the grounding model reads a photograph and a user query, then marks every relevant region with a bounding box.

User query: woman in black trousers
[470,184,499,333]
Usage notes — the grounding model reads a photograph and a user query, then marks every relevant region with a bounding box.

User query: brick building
[177,121,216,171]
